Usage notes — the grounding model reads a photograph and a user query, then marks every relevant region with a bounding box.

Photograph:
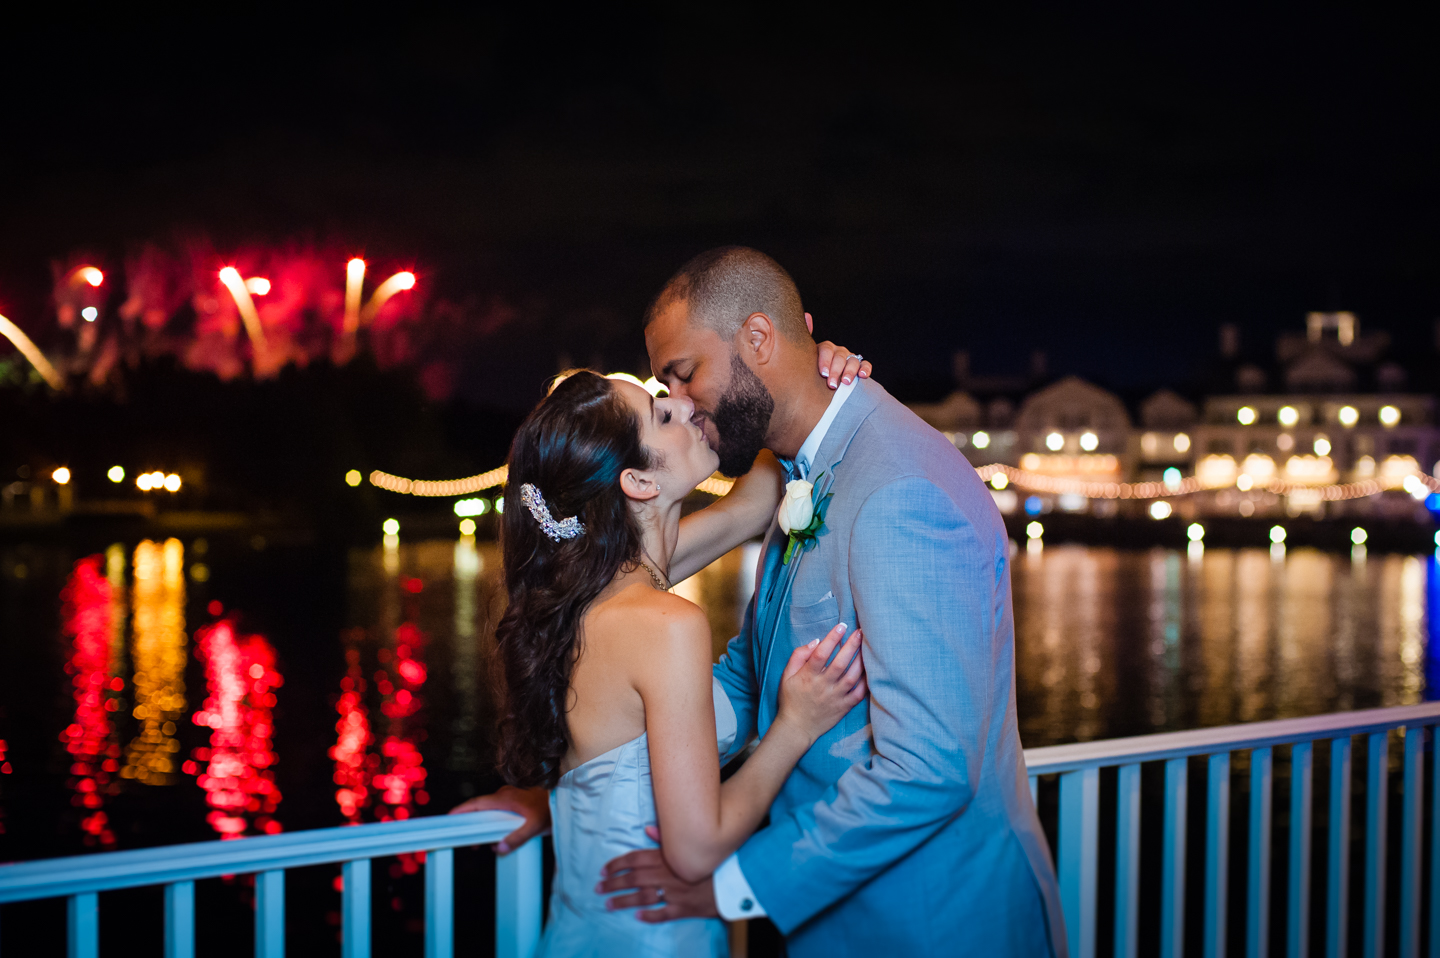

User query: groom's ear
[739,312,779,366]
[619,467,661,503]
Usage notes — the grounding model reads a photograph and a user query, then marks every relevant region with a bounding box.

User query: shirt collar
[791,378,857,479]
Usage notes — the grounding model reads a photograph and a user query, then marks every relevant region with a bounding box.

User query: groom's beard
[711,353,775,478]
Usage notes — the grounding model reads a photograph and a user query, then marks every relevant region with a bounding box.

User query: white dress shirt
[713,377,856,921]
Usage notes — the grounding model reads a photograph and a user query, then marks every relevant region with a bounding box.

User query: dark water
[0,534,1435,953]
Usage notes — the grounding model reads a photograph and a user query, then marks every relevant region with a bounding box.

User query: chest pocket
[786,591,841,648]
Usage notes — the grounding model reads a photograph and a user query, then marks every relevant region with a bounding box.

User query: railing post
[425,848,454,958]
[1287,741,1312,958]
[1059,767,1099,958]
[256,869,285,958]
[1431,724,1439,958]
[1247,747,1272,958]
[1399,727,1422,958]
[1115,763,1141,958]
[1363,731,1387,958]
[164,881,195,958]
[495,837,543,958]
[67,892,98,958]
[1162,757,1187,958]
[341,859,371,958]
[1205,752,1231,958]
[1326,736,1352,958]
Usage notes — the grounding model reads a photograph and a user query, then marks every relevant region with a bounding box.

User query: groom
[470,247,1064,956]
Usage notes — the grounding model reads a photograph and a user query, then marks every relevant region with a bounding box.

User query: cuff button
[740,898,753,912]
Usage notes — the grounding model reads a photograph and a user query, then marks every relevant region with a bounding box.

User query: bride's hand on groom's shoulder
[449,785,550,854]
[815,338,873,389]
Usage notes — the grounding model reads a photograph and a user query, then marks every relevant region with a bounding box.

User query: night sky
[3,7,1436,409]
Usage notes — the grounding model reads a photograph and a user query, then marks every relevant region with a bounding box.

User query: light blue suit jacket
[714,378,1066,957]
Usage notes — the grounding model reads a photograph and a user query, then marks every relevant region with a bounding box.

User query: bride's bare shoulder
[589,584,710,653]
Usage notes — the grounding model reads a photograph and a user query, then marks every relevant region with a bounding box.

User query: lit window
[1277,406,1298,427]
[1337,405,1359,427]
[1379,405,1401,427]
[1045,432,1064,451]
[972,431,990,449]
[1236,406,1257,425]
[1174,433,1190,453]
[1079,432,1098,451]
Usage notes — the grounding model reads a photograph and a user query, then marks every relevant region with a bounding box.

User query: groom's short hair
[646,246,810,344]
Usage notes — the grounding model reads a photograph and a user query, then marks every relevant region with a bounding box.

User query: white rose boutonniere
[778,472,833,565]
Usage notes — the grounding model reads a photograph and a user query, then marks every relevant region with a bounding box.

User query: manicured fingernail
[808,638,820,648]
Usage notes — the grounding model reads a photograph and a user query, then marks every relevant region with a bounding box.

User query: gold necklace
[637,554,671,591]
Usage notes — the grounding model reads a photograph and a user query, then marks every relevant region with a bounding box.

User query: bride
[477,356,868,957]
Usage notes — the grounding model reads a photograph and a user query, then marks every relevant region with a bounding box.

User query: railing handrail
[1023,701,1440,775]
[0,810,522,904]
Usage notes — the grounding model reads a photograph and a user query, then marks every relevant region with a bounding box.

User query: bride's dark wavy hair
[493,370,652,788]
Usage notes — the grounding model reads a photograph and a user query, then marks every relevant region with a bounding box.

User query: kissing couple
[453,247,1065,957]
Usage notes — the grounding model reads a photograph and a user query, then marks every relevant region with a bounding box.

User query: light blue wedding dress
[537,677,736,958]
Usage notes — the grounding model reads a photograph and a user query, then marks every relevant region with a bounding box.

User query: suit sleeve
[735,476,1001,931]
[712,593,762,765]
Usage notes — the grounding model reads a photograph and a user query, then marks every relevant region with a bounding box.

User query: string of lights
[369,462,1439,503]
[368,465,510,497]
[976,463,1440,501]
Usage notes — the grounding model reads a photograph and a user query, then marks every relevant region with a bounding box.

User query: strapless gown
[536,677,737,958]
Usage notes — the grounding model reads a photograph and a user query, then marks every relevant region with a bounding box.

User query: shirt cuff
[713,853,767,920]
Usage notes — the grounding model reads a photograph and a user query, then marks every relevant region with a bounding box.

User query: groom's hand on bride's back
[449,785,550,854]
[597,826,720,921]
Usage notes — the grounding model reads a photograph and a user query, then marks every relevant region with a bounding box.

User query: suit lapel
[753,380,883,695]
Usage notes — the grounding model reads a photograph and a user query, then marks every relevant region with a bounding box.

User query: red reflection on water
[187,621,283,839]
[60,556,120,846]
[0,738,11,835]
[331,634,377,824]
[376,622,429,826]
[376,620,429,874]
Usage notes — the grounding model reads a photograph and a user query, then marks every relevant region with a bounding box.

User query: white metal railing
[1023,702,1440,958]
[0,810,541,958]
[3,703,1436,958]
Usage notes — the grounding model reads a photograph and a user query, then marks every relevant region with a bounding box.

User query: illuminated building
[121,539,187,785]
[906,314,1440,522]
[187,620,283,838]
[1192,313,1440,520]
